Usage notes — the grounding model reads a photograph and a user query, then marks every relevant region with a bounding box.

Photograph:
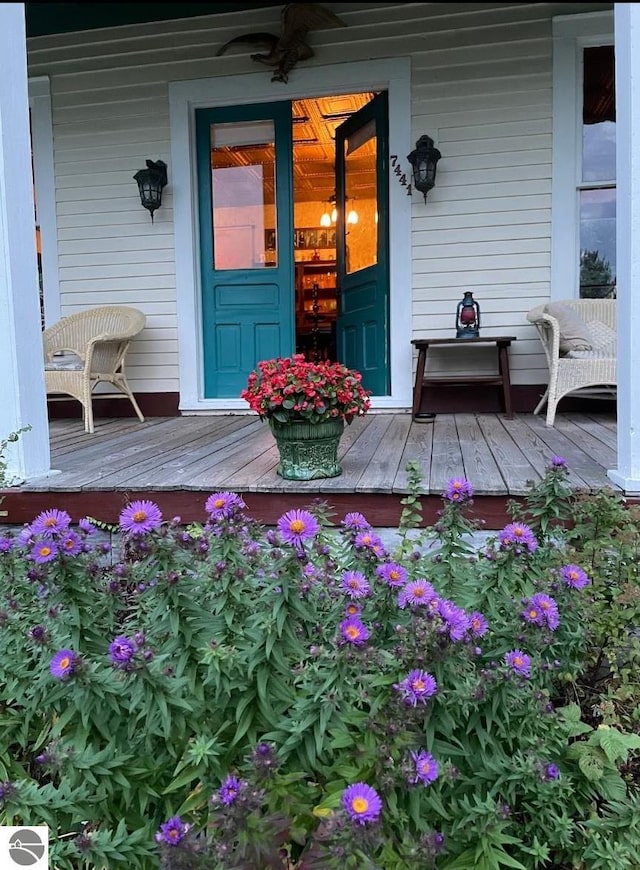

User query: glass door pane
[209,120,276,270]
[344,118,377,275]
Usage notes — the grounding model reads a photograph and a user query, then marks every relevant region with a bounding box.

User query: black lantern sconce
[133,159,168,222]
[455,291,481,339]
[407,135,441,203]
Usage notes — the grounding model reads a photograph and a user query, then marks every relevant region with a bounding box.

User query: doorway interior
[209,90,380,363]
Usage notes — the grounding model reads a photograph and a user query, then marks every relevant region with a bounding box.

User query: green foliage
[0,425,32,489]
[0,459,639,869]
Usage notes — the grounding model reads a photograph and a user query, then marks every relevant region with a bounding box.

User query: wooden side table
[411,336,517,419]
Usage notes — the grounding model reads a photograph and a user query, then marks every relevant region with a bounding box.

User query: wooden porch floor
[3,410,618,528]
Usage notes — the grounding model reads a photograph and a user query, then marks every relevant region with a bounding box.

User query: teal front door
[195,102,294,398]
[335,92,390,395]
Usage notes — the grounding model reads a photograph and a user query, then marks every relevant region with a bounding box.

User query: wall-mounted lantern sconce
[133,159,168,222]
[407,135,441,203]
[456,291,481,339]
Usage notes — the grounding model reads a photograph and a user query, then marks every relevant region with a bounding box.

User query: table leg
[498,342,513,419]
[412,347,426,417]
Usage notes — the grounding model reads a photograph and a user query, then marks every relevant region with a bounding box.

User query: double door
[195,92,389,398]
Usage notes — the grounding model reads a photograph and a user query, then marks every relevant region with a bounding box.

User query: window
[552,12,615,300]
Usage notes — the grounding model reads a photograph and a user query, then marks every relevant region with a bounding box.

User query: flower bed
[0,460,639,869]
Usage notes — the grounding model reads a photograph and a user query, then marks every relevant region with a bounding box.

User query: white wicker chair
[43,306,146,434]
[527,299,616,427]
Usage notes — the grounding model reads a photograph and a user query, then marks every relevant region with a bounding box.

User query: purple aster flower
[344,602,362,617]
[522,598,544,626]
[560,564,590,589]
[437,599,471,641]
[398,579,437,610]
[409,749,439,785]
[28,624,48,644]
[50,648,76,680]
[544,763,560,781]
[550,455,568,469]
[339,616,370,646]
[0,536,13,553]
[396,669,438,706]
[376,562,407,588]
[498,522,538,553]
[119,500,163,536]
[31,541,58,564]
[109,635,137,667]
[353,531,387,557]
[505,649,531,678]
[342,512,371,531]
[277,509,320,547]
[31,508,72,538]
[59,530,82,557]
[527,593,559,631]
[79,518,97,534]
[18,525,35,546]
[444,477,474,503]
[468,612,489,637]
[155,815,190,847]
[205,491,246,519]
[341,783,382,825]
[219,775,245,805]
[340,570,371,599]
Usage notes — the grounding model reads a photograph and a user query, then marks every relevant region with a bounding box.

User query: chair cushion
[585,320,617,353]
[544,303,594,353]
[45,353,84,371]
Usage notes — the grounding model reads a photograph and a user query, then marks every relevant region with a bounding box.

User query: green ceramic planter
[269,417,344,480]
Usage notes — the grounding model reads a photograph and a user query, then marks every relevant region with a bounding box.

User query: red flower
[241,355,371,425]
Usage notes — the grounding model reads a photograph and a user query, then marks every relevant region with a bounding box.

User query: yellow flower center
[132,510,147,523]
[214,499,225,508]
[452,481,463,489]
[570,571,578,579]
[58,656,70,670]
[44,518,58,527]
[413,587,425,597]
[289,519,305,534]
[513,656,523,667]
[513,527,524,537]
[39,546,52,557]
[390,570,399,580]
[412,679,425,691]
[348,579,359,588]
[528,609,538,619]
[168,830,179,841]
[351,797,369,814]
[346,626,360,639]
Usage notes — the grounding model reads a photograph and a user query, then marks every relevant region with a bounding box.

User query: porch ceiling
[25,2,282,39]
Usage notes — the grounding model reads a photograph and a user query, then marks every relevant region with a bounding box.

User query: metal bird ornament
[216,3,346,83]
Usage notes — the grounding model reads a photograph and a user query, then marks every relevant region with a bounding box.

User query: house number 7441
[389,155,412,195]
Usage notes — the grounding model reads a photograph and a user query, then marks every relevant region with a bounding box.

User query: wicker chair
[43,306,146,434]
[527,299,616,427]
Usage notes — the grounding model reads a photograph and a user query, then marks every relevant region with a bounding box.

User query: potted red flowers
[241,355,371,480]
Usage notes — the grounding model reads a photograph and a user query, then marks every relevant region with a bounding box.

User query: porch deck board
[455,414,505,496]
[18,411,619,500]
[520,414,614,490]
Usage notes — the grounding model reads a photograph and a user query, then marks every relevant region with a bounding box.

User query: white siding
[27,1,613,394]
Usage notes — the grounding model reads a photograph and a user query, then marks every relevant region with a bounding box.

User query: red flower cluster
[241,354,371,425]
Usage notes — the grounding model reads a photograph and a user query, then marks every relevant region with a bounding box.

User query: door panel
[196,102,294,398]
[335,92,390,395]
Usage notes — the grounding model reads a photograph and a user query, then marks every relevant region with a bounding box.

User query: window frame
[551,11,614,300]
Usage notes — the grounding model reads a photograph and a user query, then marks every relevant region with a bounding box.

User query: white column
[0,3,51,484]
[608,4,640,493]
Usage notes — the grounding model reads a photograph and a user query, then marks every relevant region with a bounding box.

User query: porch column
[608,4,640,494]
[0,3,51,484]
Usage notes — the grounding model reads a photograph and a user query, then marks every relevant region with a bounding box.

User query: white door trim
[169,58,412,412]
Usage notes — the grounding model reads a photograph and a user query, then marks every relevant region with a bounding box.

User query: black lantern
[455,291,481,339]
[407,135,441,202]
[133,159,168,222]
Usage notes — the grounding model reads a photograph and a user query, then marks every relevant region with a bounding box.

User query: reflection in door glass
[209,120,276,270]
[345,118,377,275]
